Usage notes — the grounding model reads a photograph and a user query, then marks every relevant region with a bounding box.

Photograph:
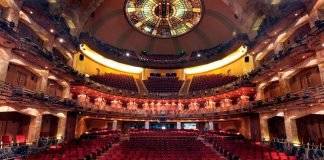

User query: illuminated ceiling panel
[125,0,203,38]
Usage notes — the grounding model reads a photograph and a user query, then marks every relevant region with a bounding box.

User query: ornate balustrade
[0,80,322,119]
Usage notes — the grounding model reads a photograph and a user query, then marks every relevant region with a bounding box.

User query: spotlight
[50,29,55,33]
[197,53,201,57]
[126,52,130,57]
[58,38,64,43]
[29,11,33,14]
[232,31,237,36]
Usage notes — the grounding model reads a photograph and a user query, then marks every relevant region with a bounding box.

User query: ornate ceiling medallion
[125,0,203,38]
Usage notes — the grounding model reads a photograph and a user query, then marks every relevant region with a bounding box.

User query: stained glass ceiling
[125,0,203,38]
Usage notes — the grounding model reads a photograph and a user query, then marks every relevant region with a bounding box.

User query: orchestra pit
[0,0,324,159]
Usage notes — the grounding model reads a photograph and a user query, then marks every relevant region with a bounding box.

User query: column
[256,85,265,100]
[38,70,49,92]
[112,120,118,131]
[316,50,324,84]
[176,121,181,130]
[260,114,270,141]
[62,84,71,99]
[278,72,291,94]
[208,121,214,131]
[0,47,11,81]
[75,116,86,138]
[319,63,324,84]
[56,115,67,140]
[27,114,42,144]
[145,121,150,130]
[284,116,300,144]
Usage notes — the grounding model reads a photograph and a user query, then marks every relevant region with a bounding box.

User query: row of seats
[206,134,296,160]
[128,130,199,138]
[143,77,184,93]
[190,74,238,92]
[90,73,138,92]
[27,134,120,160]
[100,131,223,160]
[1,135,26,147]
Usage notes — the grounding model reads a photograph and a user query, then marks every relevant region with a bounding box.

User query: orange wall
[186,55,254,79]
[73,53,141,79]
[73,53,254,80]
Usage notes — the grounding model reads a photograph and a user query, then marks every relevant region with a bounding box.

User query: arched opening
[84,118,111,132]
[47,79,64,98]
[267,116,286,140]
[17,20,44,47]
[263,81,281,99]
[0,112,31,144]
[5,63,40,91]
[289,66,321,92]
[40,114,59,138]
[53,48,69,64]
[296,114,324,144]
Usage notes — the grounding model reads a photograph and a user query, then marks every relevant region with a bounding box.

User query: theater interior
[0,0,323,160]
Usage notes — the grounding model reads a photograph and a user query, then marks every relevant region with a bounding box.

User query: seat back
[2,135,12,145]
[16,135,26,144]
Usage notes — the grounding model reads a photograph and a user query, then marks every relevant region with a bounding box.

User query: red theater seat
[16,135,26,144]
[2,135,12,146]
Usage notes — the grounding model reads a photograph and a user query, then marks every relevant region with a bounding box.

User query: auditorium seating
[90,73,138,92]
[144,77,184,93]
[205,133,296,160]
[189,74,238,92]
[27,132,120,160]
[100,130,223,160]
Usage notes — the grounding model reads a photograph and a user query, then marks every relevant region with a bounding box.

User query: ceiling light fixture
[58,38,64,43]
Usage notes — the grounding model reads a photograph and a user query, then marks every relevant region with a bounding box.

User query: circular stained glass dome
[125,0,203,38]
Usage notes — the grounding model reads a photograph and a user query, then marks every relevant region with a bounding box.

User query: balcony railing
[0,80,322,119]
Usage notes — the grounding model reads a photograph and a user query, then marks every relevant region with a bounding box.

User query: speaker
[79,54,84,61]
[244,56,250,63]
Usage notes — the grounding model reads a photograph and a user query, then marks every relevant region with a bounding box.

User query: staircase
[135,79,148,95]
[179,78,192,95]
